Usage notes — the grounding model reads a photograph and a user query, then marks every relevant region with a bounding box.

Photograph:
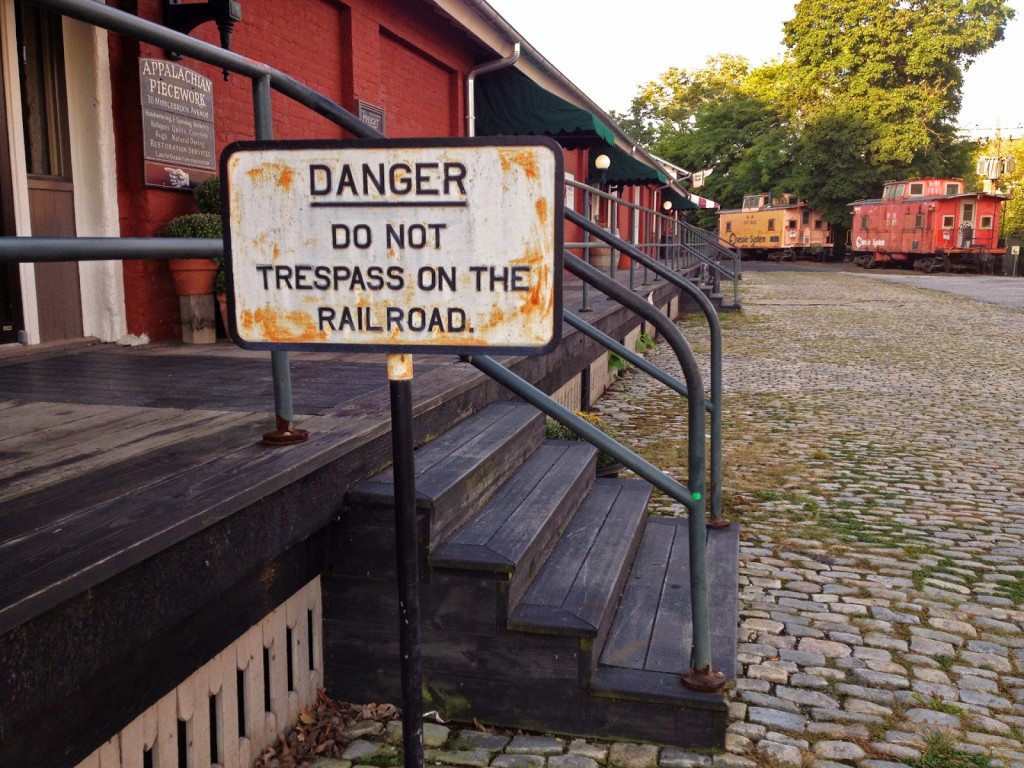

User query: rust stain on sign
[535,197,549,225]
[239,304,328,343]
[246,162,295,193]
[498,149,540,181]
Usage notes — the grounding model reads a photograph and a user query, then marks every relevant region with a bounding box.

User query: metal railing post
[252,74,307,445]
[567,209,726,527]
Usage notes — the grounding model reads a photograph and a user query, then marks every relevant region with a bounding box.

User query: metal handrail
[567,209,725,526]
[471,250,722,688]
[566,179,739,292]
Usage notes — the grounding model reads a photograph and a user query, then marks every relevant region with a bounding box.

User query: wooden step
[509,478,651,638]
[594,518,739,703]
[430,440,597,608]
[346,401,543,543]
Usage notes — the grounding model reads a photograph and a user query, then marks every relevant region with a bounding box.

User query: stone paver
[588,267,1024,766]
[306,268,1024,768]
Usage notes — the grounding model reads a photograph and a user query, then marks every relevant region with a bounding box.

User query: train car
[848,178,1006,272]
[718,193,833,260]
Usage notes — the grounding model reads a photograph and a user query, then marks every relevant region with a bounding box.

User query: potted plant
[158,211,222,295]
[156,176,224,343]
[544,410,625,477]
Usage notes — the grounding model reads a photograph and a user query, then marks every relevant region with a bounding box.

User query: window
[787,219,796,229]
[725,221,732,232]
[946,182,961,195]
[980,216,993,229]
[962,203,974,222]
[915,213,924,228]
[802,211,810,225]
[942,215,955,228]
[767,218,775,231]
[815,220,823,229]
[17,2,71,179]
[909,183,924,196]
[861,215,869,230]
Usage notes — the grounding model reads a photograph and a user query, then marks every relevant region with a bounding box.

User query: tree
[783,0,1015,167]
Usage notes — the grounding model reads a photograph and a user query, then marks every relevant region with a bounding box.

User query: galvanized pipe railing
[565,179,739,295]
[567,209,725,526]
[470,251,723,689]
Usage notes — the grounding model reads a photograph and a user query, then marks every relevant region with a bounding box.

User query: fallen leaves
[253,690,400,768]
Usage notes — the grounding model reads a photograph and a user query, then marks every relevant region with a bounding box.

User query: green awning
[589,144,668,186]
[662,187,700,211]
[475,67,616,149]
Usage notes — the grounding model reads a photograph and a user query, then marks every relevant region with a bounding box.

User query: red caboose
[848,178,1006,272]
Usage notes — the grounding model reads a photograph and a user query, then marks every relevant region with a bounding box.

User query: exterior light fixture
[663,200,673,212]
[163,0,242,75]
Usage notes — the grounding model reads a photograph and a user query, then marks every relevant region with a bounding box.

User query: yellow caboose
[718,193,832,260]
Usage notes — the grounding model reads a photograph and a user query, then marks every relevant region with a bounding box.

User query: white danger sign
[223,138,563,354]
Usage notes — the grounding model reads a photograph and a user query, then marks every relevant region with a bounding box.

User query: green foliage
[193,176,221,215]
[156,212,222,239]
[783,0,1014,166]
[908,731,993,767]
[608,351,629,376]
[624,0,1013,227]
[157,213,225,291]
[634,331,655,354]
[544,413,619,469]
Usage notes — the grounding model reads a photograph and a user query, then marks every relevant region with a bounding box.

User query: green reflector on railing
[693,492,702,500]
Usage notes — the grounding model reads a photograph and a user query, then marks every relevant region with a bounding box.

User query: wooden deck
[0,268,704,766]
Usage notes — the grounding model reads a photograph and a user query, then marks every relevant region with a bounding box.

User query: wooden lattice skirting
[75,577,323,768]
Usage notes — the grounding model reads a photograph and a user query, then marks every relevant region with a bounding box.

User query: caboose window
[815,220,823,229]
[980,216,993,229]
[909,183,924,196]
[787,220,796,229]
[726,221,732,232]
[915,213,924,228]
[768,219,776,231]
[802,211,810,225]
[946,182,961,195]
[942,215,955,228]
[860,215,868,230]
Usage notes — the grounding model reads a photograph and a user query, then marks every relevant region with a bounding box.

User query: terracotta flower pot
[168,258,219,296]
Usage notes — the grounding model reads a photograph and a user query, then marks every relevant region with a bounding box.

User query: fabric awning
[662,187,700,211]
[589,144,667,186]
[475,67,616,149]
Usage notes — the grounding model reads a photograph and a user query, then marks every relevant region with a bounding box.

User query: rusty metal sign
[222,138,563,354]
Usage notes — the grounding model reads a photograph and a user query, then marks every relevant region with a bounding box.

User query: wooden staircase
[323,401,738,748]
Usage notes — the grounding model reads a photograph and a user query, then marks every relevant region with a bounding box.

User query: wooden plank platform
[0,268,702,767]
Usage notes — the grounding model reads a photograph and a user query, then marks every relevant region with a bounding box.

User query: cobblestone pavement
[301,269,1024,768]
[588,268,1024,767]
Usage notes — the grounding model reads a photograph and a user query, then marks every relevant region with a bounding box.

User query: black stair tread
[594,518,739,702]
[508,478,652,637]
[348,401,542,511]
[430,441,596,572]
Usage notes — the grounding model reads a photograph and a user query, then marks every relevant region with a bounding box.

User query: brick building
[0,0,692,347]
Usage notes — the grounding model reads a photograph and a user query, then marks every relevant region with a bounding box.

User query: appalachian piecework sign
[222,138,563,354]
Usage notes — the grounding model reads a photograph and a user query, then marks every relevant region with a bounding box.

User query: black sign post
[387,353,423,766]
[223,139,563,764]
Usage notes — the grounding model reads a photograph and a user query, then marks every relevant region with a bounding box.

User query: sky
[485,0,1024,140]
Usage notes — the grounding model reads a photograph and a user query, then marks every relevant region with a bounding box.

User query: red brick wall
[112,0,479,339]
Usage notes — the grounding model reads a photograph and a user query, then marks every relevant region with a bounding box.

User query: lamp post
[662,199,674,269]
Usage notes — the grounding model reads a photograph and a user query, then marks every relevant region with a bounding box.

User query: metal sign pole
[387,352,424,768]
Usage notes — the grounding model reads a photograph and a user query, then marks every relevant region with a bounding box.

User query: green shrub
[193,176,221,215]
[156,212,222,239]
